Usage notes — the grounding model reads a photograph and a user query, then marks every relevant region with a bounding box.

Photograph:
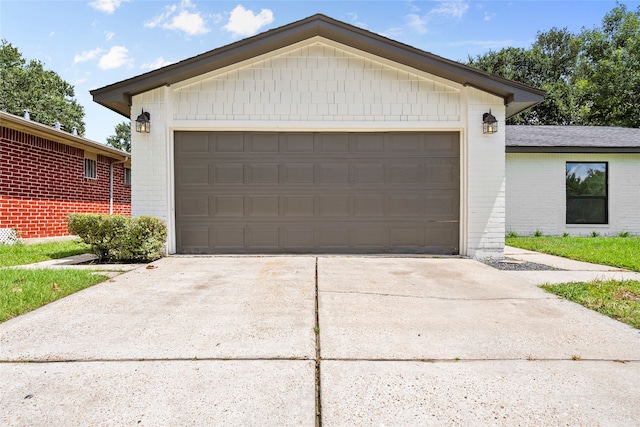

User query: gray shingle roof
[506,125,640,153]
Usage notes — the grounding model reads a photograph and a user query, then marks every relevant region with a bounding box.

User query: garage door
[174,132,459,254]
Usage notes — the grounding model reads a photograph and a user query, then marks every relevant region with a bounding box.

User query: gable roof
[506,125,640,153]
[0,111,131,161]
[91,14,544,120]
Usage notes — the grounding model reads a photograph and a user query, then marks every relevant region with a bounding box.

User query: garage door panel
[175,131,459,254]
[354,195,385,217]
[212,133,244,153]
[212,226,245,249]
[283,196,315,216]
[177,196,209,217]
[319,195,350,216]
[213,196,244,216]
[247,196,280,217]
[214,164,244,184]
[283,163,315,184]
[246,133,280,152]
[317,163,349,184]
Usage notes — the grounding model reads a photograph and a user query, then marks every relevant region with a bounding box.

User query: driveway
[1,256,639,426]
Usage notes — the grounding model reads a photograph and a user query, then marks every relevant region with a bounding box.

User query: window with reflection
[566,162,607,224]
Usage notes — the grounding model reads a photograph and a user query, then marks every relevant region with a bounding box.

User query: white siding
[506,153,640,236]
[130,38,507,258]
[173,42,461,124]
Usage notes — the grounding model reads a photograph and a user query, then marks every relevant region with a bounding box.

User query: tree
[0,40,86,135]
[466,28,579,125]
[466,4,640,128]
[574,4,640,127]
[106,121,131,152]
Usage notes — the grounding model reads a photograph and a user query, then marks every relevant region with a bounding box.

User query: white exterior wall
[131,38,506,258]
[465,88,506,259]
[506,153,640,236]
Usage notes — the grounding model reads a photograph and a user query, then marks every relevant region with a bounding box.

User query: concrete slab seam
[315,256,322,427]
[321,289,556,301]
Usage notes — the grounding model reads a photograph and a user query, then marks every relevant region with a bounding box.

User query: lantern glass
[135,110,151,133]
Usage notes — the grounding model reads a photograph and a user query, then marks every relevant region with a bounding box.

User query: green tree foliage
[106,121,131,152]
[466,4,639,127]
[575,4,640,127]
[0,39,85,135]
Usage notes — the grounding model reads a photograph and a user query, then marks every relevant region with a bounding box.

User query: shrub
[67,214,167,262]
[533,229,543,237]
[562,232,570,238]
[506,230,518,238]
[591,231,600,237]
[619,231,630,238]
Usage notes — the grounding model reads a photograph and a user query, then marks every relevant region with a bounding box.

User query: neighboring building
[91,14,543,258]
[0,110,131,239]
[506,125,640,236]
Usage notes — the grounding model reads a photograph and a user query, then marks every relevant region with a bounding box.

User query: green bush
[67,214,167,262]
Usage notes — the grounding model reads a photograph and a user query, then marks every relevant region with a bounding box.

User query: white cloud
[165,10,209,35]
[406,14,428,34]
[97,46,131,70]
[74,48,103,64]
[483,12,495,22]
[140,57,174,70]
[49,31,55,37]
[431,1,469,19]
[223,5,274,37]
[89,0,124,15]
[144,0,208,36]
[105,31,115,41]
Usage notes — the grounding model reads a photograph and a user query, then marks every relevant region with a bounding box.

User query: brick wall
[0,126,131,238]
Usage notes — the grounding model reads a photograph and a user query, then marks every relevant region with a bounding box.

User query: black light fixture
[482,109,498,134]
[135,109,151,133]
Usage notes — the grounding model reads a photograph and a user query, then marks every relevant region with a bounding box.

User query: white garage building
[92,14,543,258]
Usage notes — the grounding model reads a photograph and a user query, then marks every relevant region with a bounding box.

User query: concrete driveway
[1,256,639,426]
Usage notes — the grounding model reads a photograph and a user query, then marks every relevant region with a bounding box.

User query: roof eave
[0,111,131,161]
[506,146,640,154]
[92,14,544,119]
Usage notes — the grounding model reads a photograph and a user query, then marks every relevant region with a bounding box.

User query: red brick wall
[0,126,131,238]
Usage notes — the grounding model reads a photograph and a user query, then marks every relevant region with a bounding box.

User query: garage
[175,131,459,254]
[92,14,545,258]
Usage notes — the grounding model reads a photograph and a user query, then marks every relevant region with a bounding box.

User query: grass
[506,236,640,272]
[0,240,90,267]
[541,279,640,329]
[0,269,108,322]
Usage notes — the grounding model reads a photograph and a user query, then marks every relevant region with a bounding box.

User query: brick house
[92,14,544,258]
[0,110,131,239]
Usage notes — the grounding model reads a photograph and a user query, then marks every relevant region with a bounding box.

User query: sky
[1,0,638,143]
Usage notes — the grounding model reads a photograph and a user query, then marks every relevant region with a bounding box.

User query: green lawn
[541,279,640,329]
[0,240,109,322]
[506,236,640,272]
[0,269,108,322]
[0,240,90,267]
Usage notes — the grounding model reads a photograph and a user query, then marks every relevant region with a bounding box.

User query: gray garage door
[175,132,459,254]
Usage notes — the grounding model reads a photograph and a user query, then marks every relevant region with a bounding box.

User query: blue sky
[1,0,637,143]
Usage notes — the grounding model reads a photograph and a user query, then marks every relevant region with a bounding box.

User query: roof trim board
[91,14,544,119]
[0,111,131,162]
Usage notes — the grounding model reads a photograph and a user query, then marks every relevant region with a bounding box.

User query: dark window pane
[566,198,607,224]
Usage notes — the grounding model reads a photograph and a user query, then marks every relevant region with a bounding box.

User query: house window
[84,158,97,179]
[566,162,608,224]
[124,167,132,185]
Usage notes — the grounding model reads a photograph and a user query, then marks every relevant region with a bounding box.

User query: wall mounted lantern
[482,110,498,134]
[135,109,151,133]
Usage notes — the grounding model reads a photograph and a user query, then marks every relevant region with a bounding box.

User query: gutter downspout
[110,157,129,214]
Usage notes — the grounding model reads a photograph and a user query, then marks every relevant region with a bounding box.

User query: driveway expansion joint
[320,289,555,301]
